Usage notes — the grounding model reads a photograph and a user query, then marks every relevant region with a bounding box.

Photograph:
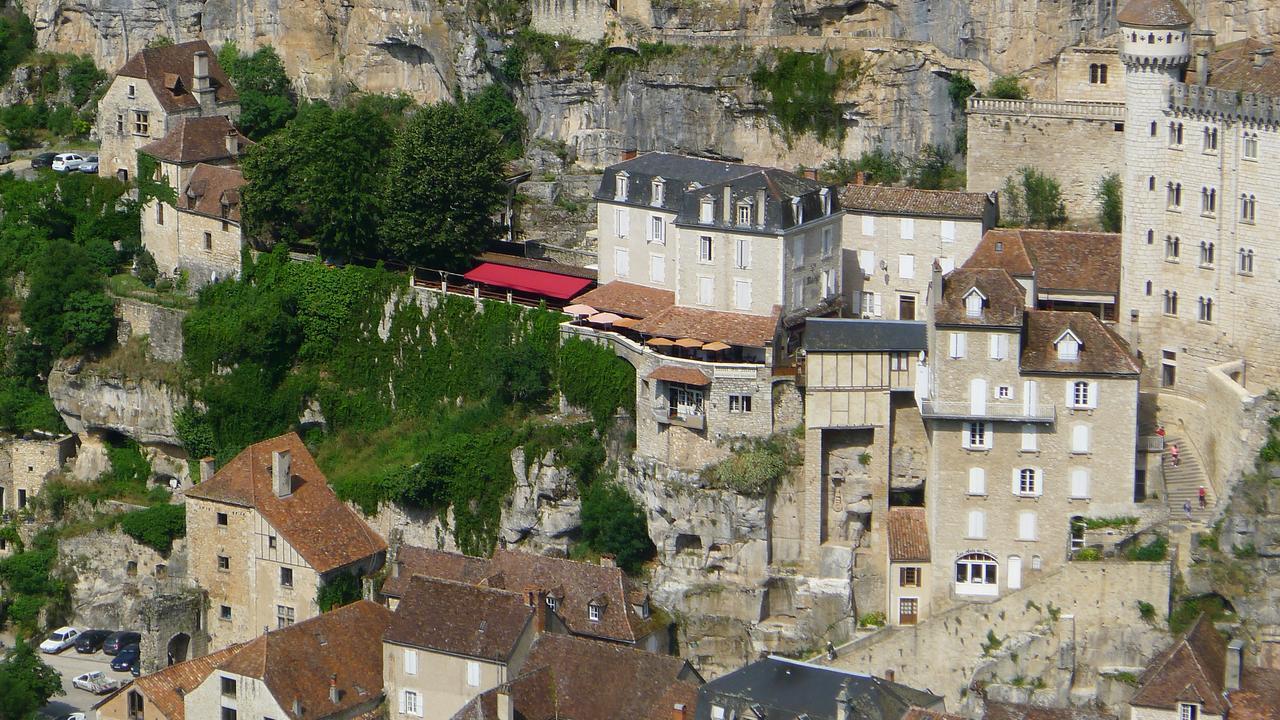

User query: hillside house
[963,229,1122,321]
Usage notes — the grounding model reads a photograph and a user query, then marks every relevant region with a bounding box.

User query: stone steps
[1162,436,1214,523]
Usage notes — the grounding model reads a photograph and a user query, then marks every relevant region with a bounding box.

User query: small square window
[203,231,212,251]
[217,555,230,571]
[899,567,921,587]
[588,603,602,622]
[220,605,232,620]
[281,567,293,587]
[728,394,752,413]
[216,512,228,526]
[268,535,277,549]
[221,676,237,696]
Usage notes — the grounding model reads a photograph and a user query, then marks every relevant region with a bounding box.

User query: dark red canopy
[463,262,594,300]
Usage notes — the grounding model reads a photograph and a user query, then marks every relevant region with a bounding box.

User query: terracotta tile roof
[964,229,1120,296]
[840,184,992,219]
[647,365,711,386]
[904,708,965,720]
[887,507,930,563]
[180,163,246,223]
[384,546,644,645]
[963,229,1035,277]
[572,281,675,318]
[983,703,1117,720]
[140,115,251,165]
[215,600,391,720]
[116,40,238,113]
[186,432,387,573]
[384,575,534,661]
[934,268,1025,328]
[1200,39,1280,96]
[1229,666,1280,720]
[453,633,702,720]
[1116,0,1193,26]
[96,643,246,720]
[633,305,779,348]
[1020,310,1141,376]
[1131,614,1228,714]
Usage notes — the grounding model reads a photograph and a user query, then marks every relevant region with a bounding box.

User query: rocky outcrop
[500,446,582,552]
[48,359,188,447]
[59,528,189,629]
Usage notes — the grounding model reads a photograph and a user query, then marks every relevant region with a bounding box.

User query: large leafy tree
[22,241,114,361]
[579,481,655,574]
[218,43,295,139]
[0,641,63,720]
[241,101,398,262]
[379,100,507,270]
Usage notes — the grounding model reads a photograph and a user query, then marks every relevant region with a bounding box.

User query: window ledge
[1162,312,1178,318]
[1198,319,1214,325]
[966,492,988,498]
[1165,258,1180,263]
[1239,271,1254,277]
[1070,451,1092,456]
[1243,156,1258,162]
[1201,213,1216,219]
[1198,263,1214,269]
[1068,496,1092,501]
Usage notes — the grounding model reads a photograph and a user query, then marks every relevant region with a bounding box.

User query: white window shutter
[901,218,915,240]
[968,510,985,538]
[968,467,985,495]
[399,690,407,714]
[1065,381,1075,407]
[698,277,713,305]
[1019,512,1036,540]
[1000,335,1009,359]
[873,293,883,317]
[1023,380,1038,415]
[949,333,959,358]
[649,254,665,284]
[938,256,955,273]
[1072,424,1090,453]
[1034,469,1043,496]
[1087,381,1099,409]
[735,279,752,310]
[1071,468,1090,498]
[941,220,956,242]
[1010,468,1021,496]
[899,254,915,279]
[862,216,875,236]
[614,248,629,278]
[970,378,987,414]
[617,209,629,237]
[405,648,417,675]
[1021,424,1037,451]
[956,332,966,357]
[859,250,875,275]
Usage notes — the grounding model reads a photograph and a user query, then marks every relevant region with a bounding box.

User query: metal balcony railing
[919,399,1057,424]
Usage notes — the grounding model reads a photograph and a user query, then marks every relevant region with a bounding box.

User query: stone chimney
[226,129,239,158]
[1197,50,1210,86]
[835,680,851,720]
[755,189,766,226]
[193,50,216,112]
[292,699,303,716]
[524,588,550,633]
[1226,639,1244,691]
[673,703,688,720]
[272,449,292,497]
[883,669,895,683]
[497,690,514,720]
[599,554,616,568]
[1254,47,1274,68]
[621,148,637,161]
[329,674,339,704]
[200,457,216,483]
[803,168,818,181]
[854,171,866,186]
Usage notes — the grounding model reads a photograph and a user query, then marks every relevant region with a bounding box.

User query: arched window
[1148,33,1155,43]
[1146,280,1153,295]
[1131,32,1137,42]
[1241,194,1256,222]
[1072,380,1091,407]
[1165,235,1179,260]
[1200,241,1215,265]
[1198,296,1214,322]
[1146,229,1154,244]
[1089,64,1099,83]
[1165,33,1172,43]
[1150,120,1157,136]
[955,552,998,595]
[1099,64,1108,83]
[1239,248,1255,274]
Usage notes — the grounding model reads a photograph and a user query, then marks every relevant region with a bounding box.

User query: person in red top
[1170,443,1180,467]
[1198,485,1207,509]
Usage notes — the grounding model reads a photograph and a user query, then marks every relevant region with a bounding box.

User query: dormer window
[736,202,752,226]
[546,595,559,612]
[651,178,665,206]
[588,601,603,622]
[700,197,714,223]
[127,83,136,99]
[964,288,985,318]
[1179,704,1199,720]
[614,172,628,201]
[791,196,803,225]
[820,187,831,215]
[1055,330,1081,361]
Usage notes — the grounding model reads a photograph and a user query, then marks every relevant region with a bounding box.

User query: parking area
[40,647,137,718]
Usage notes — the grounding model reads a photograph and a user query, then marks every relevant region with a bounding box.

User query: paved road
[39,647,137,718]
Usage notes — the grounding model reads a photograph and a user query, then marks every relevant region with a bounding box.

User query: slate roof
[214,600,392,720]
[886,507,930,563]
[185,432,387,573]
[383,546,645,645]
[804,319,927,353]
[1131,614,1228,715]
[632,305,780,348]
[695,657,944,720]
[1116,0,1193,27]
[964,229,1120,296]
[572,281,675,318]
[983,703,1117,720]
[95,643,246,720]
[453,634,703,720]
[903,708,965,720]
[1229,666,1280,720]
[140,115,250,165]
[181,163,246,223]
[839,185,992,220]
[1019,310,1141,376]
[384,575,534,661]
[1198,39,1280,96]
[934,268,1025,328]
[116,40,238,113]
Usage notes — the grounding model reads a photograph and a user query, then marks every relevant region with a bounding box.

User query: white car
[72,671,121,694]
[51,153,84,172]
[39,626,80,653]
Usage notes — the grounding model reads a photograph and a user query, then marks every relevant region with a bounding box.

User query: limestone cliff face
[47,358,188,448]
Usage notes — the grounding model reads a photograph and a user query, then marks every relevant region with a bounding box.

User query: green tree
[379,101,507,269]
[21,241,112,360]
[908,144,963,190]
[63,55,106,107]
[948,73,977,108]
[0,641,62,720]
[464,84,526,160]
[1002,167,1068,228]
[579,481,655,574]
[0,10,34,86]
[218,43,295,139]
[118,504,186,553]
[316,571,361,612]
[751,49,858,144]
[60,290,114,354]
[1097,173,1122,232]
[987,74,1027,100]
[820,150,902,186]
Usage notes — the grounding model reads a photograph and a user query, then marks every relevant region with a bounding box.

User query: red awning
[463,262,594,300]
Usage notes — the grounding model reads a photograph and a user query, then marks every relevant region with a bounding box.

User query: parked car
[74,629,112,654]
[0,143,11,164]
[78,154,99,173]
[103,630,140,655]
[56,714,86,720]
[38,626,80,653]
[30,152,56,170]
[110,644,140,672]
[51,153,84,172]
[72,671,123,695]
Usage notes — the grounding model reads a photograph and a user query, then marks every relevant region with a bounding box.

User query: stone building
[96,40,239,182]
[570,152,840,469]
[185,432,387,650]
[839,184,997,321]
[528,0,651,42]
[95,642,245,720]
[963,228,1123,321]
[886,506,931,626]
[0,433,76,513]
[139,115,250,288]
[966,46,1126,220]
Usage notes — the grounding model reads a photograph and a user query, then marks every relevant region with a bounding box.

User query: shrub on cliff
[987,74,1026,100]
[217,43,295,139]
[579,480,655,575]
[118,503,186,554]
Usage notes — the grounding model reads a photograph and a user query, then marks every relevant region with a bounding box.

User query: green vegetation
[948,73,977,108]
[987,74,1026,100]
[0,9,35,85]
[858,611,886,628]
[504,29,588,79]
[819,150,903,186]
[1137,600,1156,622]
[909,144,965,190]
[217,43,296,140]
[981,629,1004,655]
[751,49,862,144]
[118,503,186,553]
[1126,535,1169,562]
[0,640,63,718]
[1104,670,1141,686]
[0,530,69,636]
[1083,516,1138,530]
[317,571,362,612]
[584,41,683,89]
[0,51,106,148]
[1168,595,1234,635]
[701,434,800,496]
[1074,547,1102,561]
[1001,167,1067,228]
[558,338,635,428]
[1097,173,1122,232]
[1232,543,1258,559]
[579,480,655,574]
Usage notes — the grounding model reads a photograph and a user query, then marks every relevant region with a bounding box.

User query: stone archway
[166,632,190,665]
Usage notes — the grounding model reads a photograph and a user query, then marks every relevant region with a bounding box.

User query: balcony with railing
[652,399,706,430]
[918,398,1057,424]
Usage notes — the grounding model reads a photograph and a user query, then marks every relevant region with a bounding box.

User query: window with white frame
[1070,468,1090,499]
[466,661,481,687]
[996,384,1012,399]
[1179,704,1198,720]
[1241,193,1256,223]
[1070,380,1094,408]
[1017,511,1037,541]
[699,236,713,262]
[890,352,910,371]
[966,510,986,539]
[698,276,713,305]
[614,173,628,201]
[949,332,966,359]
[133,110,150,136]
[1072,424,1091,453]
[1056,331,1080,361]
[729,394,752,412]
[861,215,875,236]
[791,196,803,225]
[1020,424,1038,452]
[402,690,422,716]
[964,288,984,317]
[614,248,630,278]
[649,253,665,283]
[821,227,833,257]
[1198,295,1214,322]
[898,254,915,279]
[1239,248,1255,274]
[861,291,881,318]
[734,279,752,310]
[614,208,629,238]
[968,467,986,495]
[941,220,956,243]
[989,334,1009,360]
[404,648,417,675]
[651,178,665,206]
[820,187,831,214]
[1199,240,1215,266]
[963,421,991,450]
[734,238,750,269]
[1015,468,1040,496]
[955,552,997,594]
[737,203,752,226]
[649,215,665,244]
[900,218,914,240]
[588,602,603,621]
[699,197,714,223]
[1244,132,1259,159]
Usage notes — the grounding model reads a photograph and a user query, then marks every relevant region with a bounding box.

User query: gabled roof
[1131,614,1228,714]
[983,702,1117,720]
[140,115,250,165]
[1230,666,1280,720]
[185,432,387,573]
[632,305,780,348]
[1198,39,1280,96]
[116,40,238,113]
[904,709,965,720]
[887,507,930,563]
[840,184,993,220]
[934,268,1025,328]
[963,229,1121,297]
[572,281,676,319]
[1116,0,1193,27]
[384,575,534,661]
[696,656,944,720]
[803,319,927,353]
[181,163,246,223]
[95,643,247,720]
[1019,310,1140,376]
[452,633,703,720]
[214,600,391,720]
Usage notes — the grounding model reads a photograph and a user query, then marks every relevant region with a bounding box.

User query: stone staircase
[1162,436,1215,524]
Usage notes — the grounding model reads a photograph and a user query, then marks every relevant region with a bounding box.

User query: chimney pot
[622,148,637,161]
[1226,639,1244,691]
[854,171,866,186]
[599,554,616,568]
[272,449,292,497]
[329,674,339,704]
[200,457,216,483]
[803,168,818,181]
[884,669,895,683]
[497,690,514,720]
[226,129,239,158]
[673,703,688,720]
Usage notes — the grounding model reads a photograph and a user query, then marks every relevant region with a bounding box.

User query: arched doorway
[167,632,190,665]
